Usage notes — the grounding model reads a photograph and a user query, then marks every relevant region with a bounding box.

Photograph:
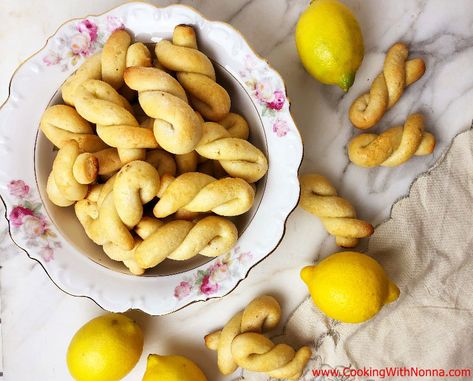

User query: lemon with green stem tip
[295,0,364,91]
[301,251,400,323]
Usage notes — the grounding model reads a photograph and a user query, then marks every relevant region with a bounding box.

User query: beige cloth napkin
[240,128,473,380]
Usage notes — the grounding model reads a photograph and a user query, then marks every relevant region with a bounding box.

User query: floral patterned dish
[0,3,303,315]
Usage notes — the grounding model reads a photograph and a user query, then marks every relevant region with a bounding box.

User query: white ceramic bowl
[0,3,303,315]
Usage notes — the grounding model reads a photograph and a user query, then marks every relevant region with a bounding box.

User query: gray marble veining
[2,0,473,380]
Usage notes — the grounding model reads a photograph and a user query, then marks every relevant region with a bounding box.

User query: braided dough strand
[40,105,108,152]
[232,333,312,380]
[348,113,435,167]
[61,53,102,106]
[153,172,255,218]
[124,66,203,154]
[134,215,238,268]
[113,161,160,228]
[349,42,426,129]
[75,79,158,163]
[48,140,96,206]
[75,180,134,253]
[102,214,235,271]
[204,296,311,379]
[126,42,152,68]
[61,33,152,106]
[103,217,163,275]
[299,174,374,247]
[196,122,268,183]
[155,25,231,121]
[101,29,131,89]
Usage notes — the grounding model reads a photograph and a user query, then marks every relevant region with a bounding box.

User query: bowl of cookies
[0,3,302,314]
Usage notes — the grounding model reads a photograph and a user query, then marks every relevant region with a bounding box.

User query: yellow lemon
[67,313,144,381]
[301,251,400,323]
[295,0,364,91]
[142,354,208,381]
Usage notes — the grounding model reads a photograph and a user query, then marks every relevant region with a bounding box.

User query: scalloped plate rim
[0,2,304,315]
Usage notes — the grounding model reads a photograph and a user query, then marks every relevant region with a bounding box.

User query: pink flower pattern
[174,282,192,300]
[22,215,48,239]
[10,206,33,227]
[209,262,229,283]
[267,89,285,111]
[39,245,55,262]
[239,54,290,137]
[8,179,61,260]
[8,180,30,199]
[70,33,92,56]
[42,16,124,71]
[272,118,290,137]
[173,246,252,300]
[77,19,98,42]
[42,51,62,66]
[200,275,219,295]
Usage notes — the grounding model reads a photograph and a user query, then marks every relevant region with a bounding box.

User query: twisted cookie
[61,31,152,105]
[153,172,255,218]
[40,105,107,152]
[299,174,373,247]
[205,295,311,379]
[125,42,152,68]
[348,113,435,167]
[75,191,134,250]
[101,29,132,89]
[103,216,162,275]
[113,160,160,228]
[124,66,202,154]
[47,140,98,207]
[75,175,136,250]
[196,122,268,183]
[156,25,231,121]
[75,79,158,163]
[119,41,153,102]
[349,42,426,129]
[134,215,238,268]
[61,53,102,106]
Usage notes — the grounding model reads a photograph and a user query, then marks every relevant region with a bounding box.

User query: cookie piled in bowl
[40,25,268,275]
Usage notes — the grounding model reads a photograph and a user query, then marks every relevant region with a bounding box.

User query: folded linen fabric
[241,127,473,381]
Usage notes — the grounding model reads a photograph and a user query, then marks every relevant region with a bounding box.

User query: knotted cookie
[154,172,255,218]
[348,113,435,167]
[205,295,312,379]
[299,174,374,247]
[156,24,231,121]
[196,122,268,183]
[61,29,152,105]
[124,66,203,154]
[47,140,98,207]
[349,42,426,129]
[75,79,158,163]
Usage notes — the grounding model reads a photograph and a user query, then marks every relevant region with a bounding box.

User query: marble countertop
[2,0,473,380]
